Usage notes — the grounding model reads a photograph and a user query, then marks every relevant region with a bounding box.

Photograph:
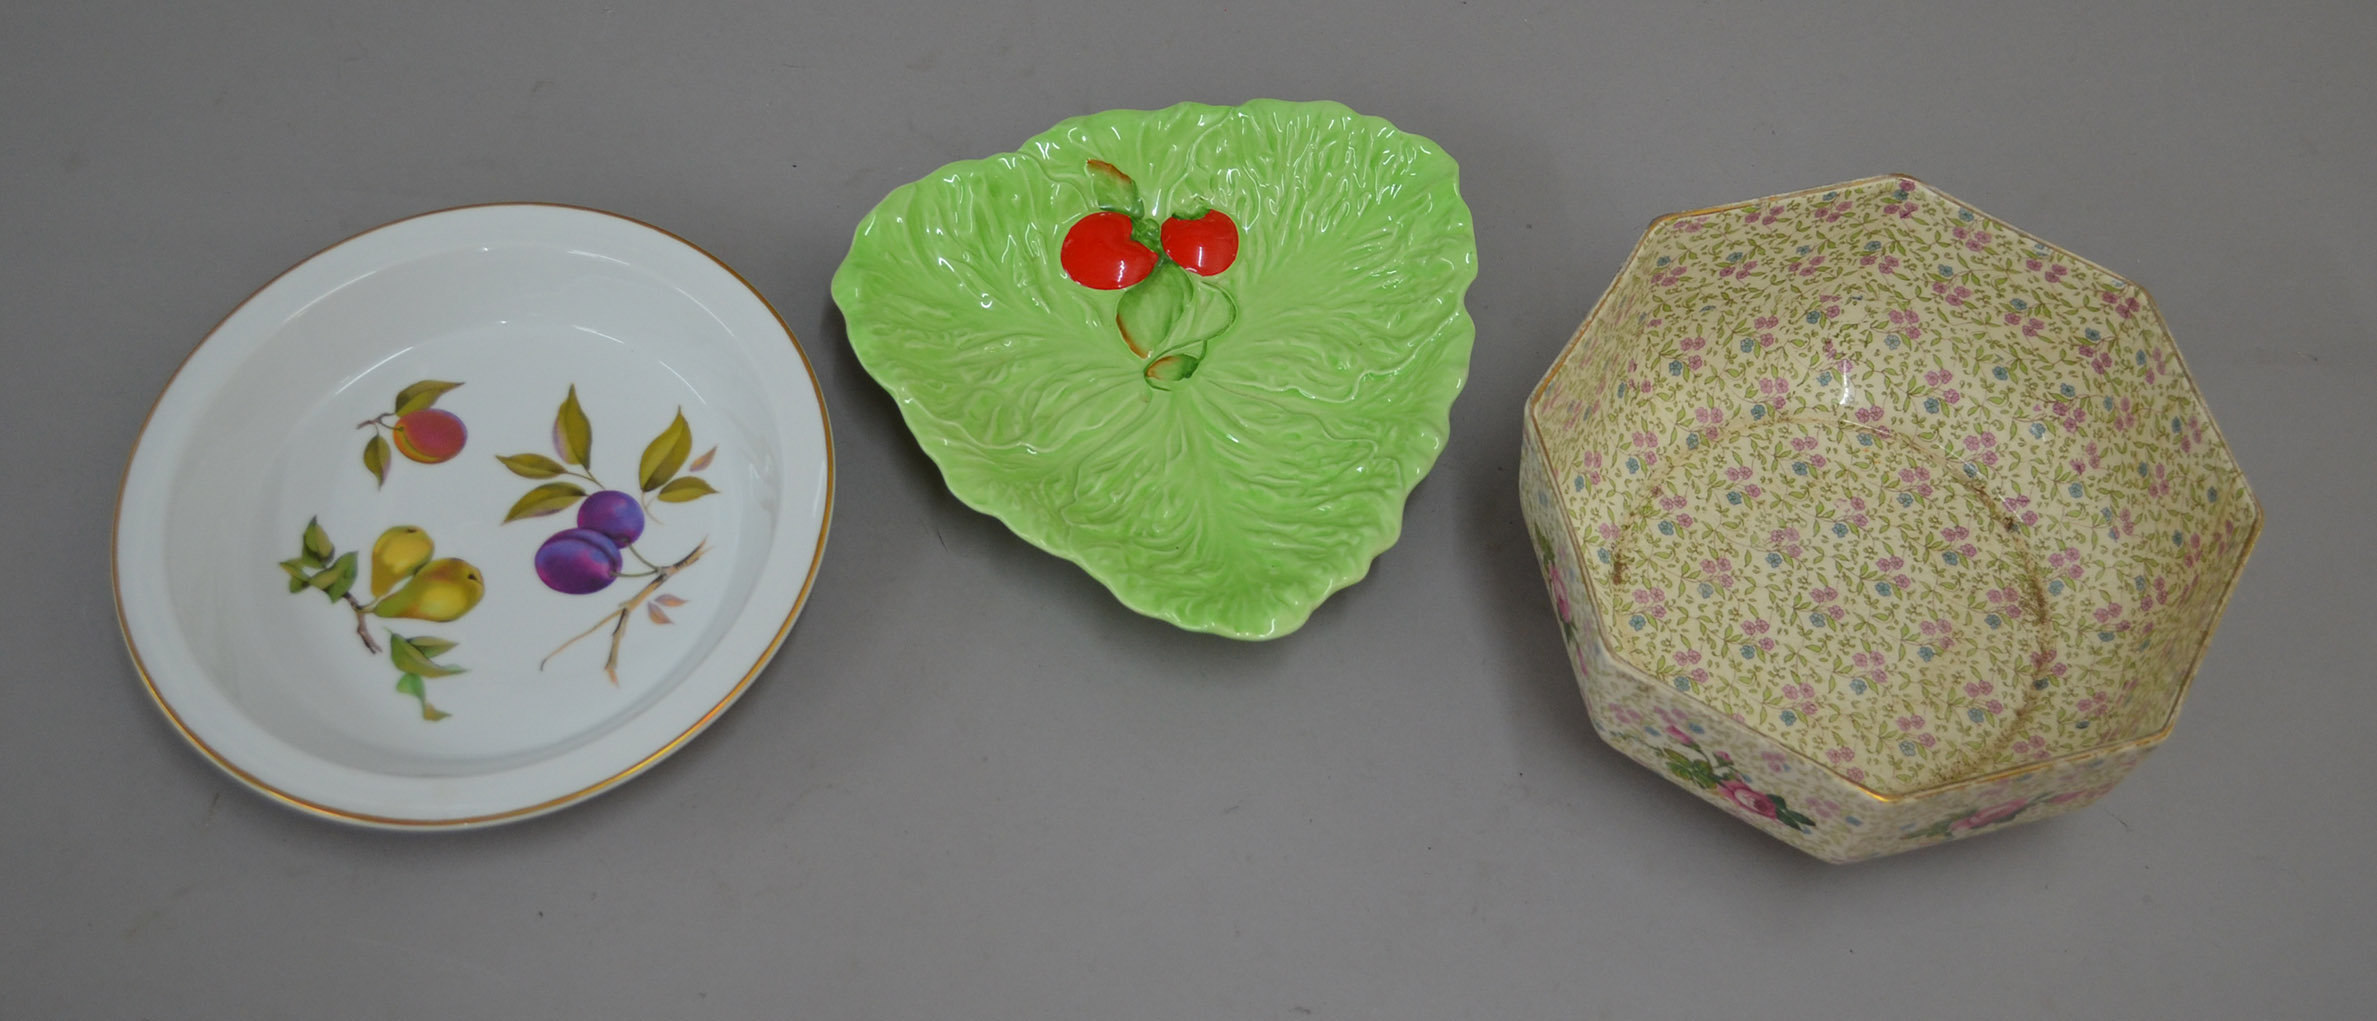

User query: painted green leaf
[299,517,333,568]
[1085,158,1139,214]
[687,446,716,472]
[392,673,450,722]
[405,635,459,657]
[388,633,464,678]
[363,433,390,486]
[638,410,692,492]
[504,482,587,522]
[278,559,310,593]
[556,385,592,469]
[497,453,568,479]
[1116,261,1190,358]
[393,380,463,415]
[831,100,1477,639]
[655,476,717,503]
[318,552,358,602]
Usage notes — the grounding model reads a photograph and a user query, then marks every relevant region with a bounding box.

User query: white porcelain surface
[113,204,832,827]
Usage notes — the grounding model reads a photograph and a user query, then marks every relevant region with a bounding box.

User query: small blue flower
[1810,613,1828,627]
[1669,360,1683,376]
[1596,548,1610,563]
[1656,255,1671,266]
[2136,350,2148,365]
[1986,613,2003,629]
[2098,630,2116,642]
[1751,404,1767,420]
[1674,677,1692,691]
[1699,583,1714,598]
[1685,432,1700,449]
[1728,251,1744,262]
[2075,720,2090,729]
[1658,520,1675,536]
[1629,614,1646,630]
[1767,553,1784,568]
[2069,483,2085,498]
[1939,265,1956,277]
[1925,397,1941,414]
[1805,310,1823,323]
[1918,646,1935,661]
[1780,710,1798,725]
[1943,552,1959,565]
[1728,491,1744,506]
[1835,523,1852,537]
[2172,530,2186,546]
[1626,457,1640,473]
[2101,396,2116,411]
[1740,337,1756,352]
[1687,723,1704,734]
[1793,461,1810,476]
[1741,645,1757,659]
[2011,298,2029,310]
[2061,383,2078,397]
[2084,328,2101,340]
[1885,333,1902,348]
[1574,476,1587,492]
[1819,370,1834,385]
[1899,494,1915,507]
[1874,581,1891,595]
[1849,679,1867,694]
[1992,366,2010,381]
[1858,433,1875,446]
[1797,244,1813,254]
[2048,579,2065,595]
[1865,239,1882,250]
[2171,417,2185,433]
[1899,740,1918,755]
[2031,423,2048,438]
[1969,708,1987,723]
[2207,487,2220,502]
[1964,463,1980,478]
[1845,816,1863,827]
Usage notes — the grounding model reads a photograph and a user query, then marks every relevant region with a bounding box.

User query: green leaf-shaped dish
[833,100,1477,639]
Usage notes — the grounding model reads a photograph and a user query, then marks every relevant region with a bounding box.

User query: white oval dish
[113,204,833,828]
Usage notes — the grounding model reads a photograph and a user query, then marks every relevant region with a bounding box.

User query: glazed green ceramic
[833,100,1477,639]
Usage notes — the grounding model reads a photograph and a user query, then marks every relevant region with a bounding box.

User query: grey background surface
[5,1,2371,1017]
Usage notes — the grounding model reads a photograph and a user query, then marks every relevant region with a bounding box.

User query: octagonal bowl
[1521,176,2259,862]
[833,100,1476,640]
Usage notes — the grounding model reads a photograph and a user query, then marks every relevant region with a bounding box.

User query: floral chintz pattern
[1523,429,2161,863]
[1520,175,2257,860]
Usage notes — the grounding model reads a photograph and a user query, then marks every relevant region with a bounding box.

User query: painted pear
[372,558,484,622]
[370,526,434,597]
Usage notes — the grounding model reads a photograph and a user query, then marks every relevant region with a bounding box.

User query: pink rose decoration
[1954,799,2031,831]
[1718,780,1779,820]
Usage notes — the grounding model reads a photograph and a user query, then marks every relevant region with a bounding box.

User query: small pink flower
[1665,725,1696,746]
